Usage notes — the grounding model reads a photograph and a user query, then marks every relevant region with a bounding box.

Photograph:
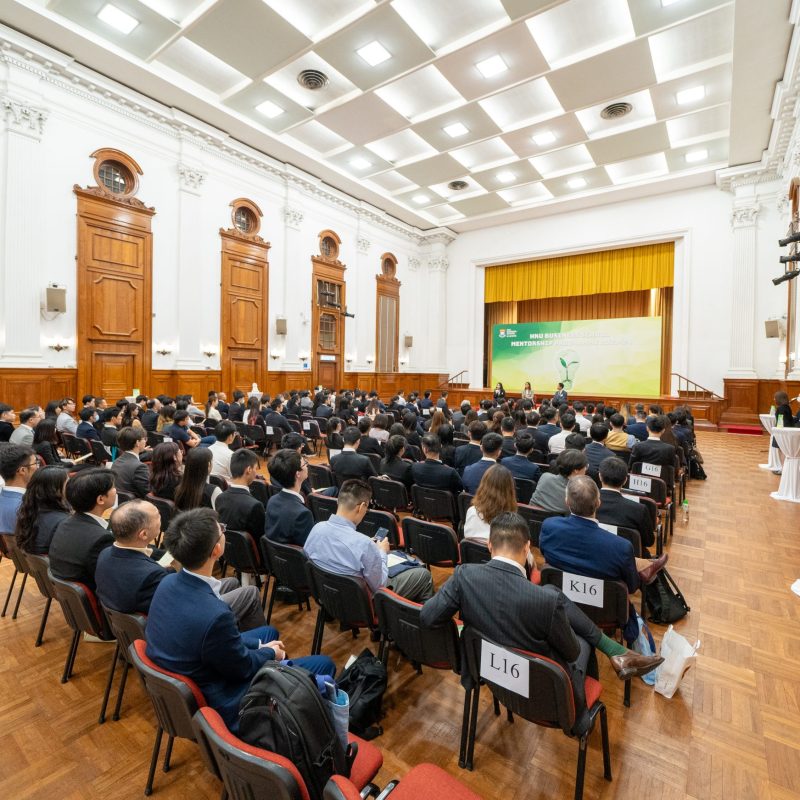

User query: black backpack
[238,663,354,800]
[645,568,690,624]
[337,649,387,740]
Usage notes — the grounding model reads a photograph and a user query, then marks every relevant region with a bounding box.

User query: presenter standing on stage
[494,382,506,402]
[521,381,534,402]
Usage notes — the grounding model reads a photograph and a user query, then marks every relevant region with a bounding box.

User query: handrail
[671,372,723,401]
[437,370,468,389]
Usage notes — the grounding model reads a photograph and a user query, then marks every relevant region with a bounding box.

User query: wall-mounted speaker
[45,285,67,313]
[404,335,413,348]
[276,317,287,335]
[764,319,784,339]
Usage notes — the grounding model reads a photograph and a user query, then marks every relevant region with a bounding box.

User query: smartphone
[374,527,390,542]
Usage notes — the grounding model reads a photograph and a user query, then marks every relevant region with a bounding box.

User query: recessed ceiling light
[349,156,372,170]
[532,131,556,147]
[661,0,683,6]
[357,41,392,67]
[443,122,469,138]
[476,55,508,78]
[685,148,708,163]
[412,194,430,204]
[495,170,516,184]
[568,177,587,189]
[676,86,705,105]
[255,100,284,119]
[97,4,139,34]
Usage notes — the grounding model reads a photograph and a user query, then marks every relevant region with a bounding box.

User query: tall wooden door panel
[91,349,137,400]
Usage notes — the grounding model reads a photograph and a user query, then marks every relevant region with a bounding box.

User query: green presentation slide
[491,317,662,396]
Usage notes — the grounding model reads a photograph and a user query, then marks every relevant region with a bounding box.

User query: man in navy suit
[533,407,561,452]
[76,407,102,441]
[500,432,541,483]
[552,383,568,406]
[410,434,463,494]
[145,508,335,731]
[625,406,649,442]
[264,449,314,546]
[462,432,502,494]
[454,420,486,475]
[584,423,616,477]
[597,457,655,552]
[216,449,267,545]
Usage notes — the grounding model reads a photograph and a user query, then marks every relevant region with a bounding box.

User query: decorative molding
[1,95,48,138]
[356,236,371,254]
[177,163,206,194]
[777,193,792,217]
[408,257,421,272]
[284,205,304,230]
[731,203,760,229]
[73,184,156,212]
[428,255,449,273]
[219,227,268,246]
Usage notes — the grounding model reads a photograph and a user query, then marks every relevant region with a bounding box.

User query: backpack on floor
[238,663,353,800]
[337,649,387,740]
[645,568,690,624]
[689,457,707,480]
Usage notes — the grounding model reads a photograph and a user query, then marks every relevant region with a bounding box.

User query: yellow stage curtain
[484,242,674,303]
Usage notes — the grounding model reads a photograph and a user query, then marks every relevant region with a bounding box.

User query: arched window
[376,253,400,372]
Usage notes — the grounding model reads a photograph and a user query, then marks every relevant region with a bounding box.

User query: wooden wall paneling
[147,371,223,400]
[720,379,761,425]
[0,369,77,411]
[311,232,346,391]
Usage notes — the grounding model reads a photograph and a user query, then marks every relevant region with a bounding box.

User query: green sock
[596,634,627,658]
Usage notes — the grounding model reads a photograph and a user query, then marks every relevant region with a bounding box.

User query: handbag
[645,568,690,624]
[654,625,700,698]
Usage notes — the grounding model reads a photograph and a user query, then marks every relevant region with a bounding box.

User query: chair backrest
[323,775,360,800]
[146,430,166,449]
[621,491,660,533]
[373,588,460,672]
[411,485,458,525]
[368,476,408,512]
[48,571,108,638]
[89,439,110,465]
[313,417,329,434]
[516,504,563,549]
[456,492,474,532]
[513,477,536,505]
[102,606,146,656]
[261,538,312,596]
[461,627,577,736]
[308,464,334,491]
[404,444,423,462]
[225,529,263,574]
[625,472,668,504]
[191,706,308,800]
[539,567,629,630]
[25,552,55,599]
[459,538,491,565]
[402,517,459,568]
[0,533,30,574]
[301,420,321,440]
[145,493,177,532]
[128,640,205,740]
[596,523,642,558]
[209,474,229,492]
[248,479,273,507]
[116,489,136,506]
[305,561,376,630]
[357,509,401,547]
[630,462,675,492]
[364,452,382,472]
[240,423,267,445]
[307,492,339,523]
[63,432,90,458]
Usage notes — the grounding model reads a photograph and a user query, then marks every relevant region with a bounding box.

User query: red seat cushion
[388,763,482,799]
[327,775,361,800]
[584,676,603,709]
[347,733,383,788]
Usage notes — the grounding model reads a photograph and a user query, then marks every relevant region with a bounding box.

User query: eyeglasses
[300,458,309,469]
[209,524,226,558]
[24,460,39,470]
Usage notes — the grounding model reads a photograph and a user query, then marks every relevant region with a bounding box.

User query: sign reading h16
[561,572,604,608]
[629,474,652,493]
[480,640,529,698]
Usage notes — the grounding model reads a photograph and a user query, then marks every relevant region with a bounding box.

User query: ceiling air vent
[600,102,633,120]
[297,69,329,90]
[448,180,469,191]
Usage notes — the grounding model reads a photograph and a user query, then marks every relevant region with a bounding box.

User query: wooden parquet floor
[1,431,800,799]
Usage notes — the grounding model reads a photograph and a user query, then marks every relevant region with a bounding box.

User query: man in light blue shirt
[304,479,433,602]
[0,445,38,532]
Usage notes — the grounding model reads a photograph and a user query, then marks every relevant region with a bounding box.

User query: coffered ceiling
[3,0,794,231]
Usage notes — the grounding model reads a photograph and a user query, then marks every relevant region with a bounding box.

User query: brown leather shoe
[609,652,664,680]
[638,553,668,585]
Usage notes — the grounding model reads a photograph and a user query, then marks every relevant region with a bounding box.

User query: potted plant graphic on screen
[556,349,580,389]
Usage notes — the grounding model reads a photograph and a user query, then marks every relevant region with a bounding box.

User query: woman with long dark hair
[245,396,266,430]
[437,423,456,467]
[325,416,345,453]
[174,447,220,511]
[368,413,390,444]
[428,408,446,435]
[464,464,517,540]
[150,442,183,500]
[44,400,62,420]
[15,466,71,554]
[378,434,413,489]
[33,418,71,467]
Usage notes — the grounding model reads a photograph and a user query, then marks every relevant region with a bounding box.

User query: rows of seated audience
[0,384,702,797]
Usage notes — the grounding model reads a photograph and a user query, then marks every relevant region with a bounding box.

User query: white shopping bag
[654,625,700,699]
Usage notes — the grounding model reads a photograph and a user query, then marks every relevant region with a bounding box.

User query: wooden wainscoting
[148,371,223,400]
[721,378,800,426]
[0,369,78,411]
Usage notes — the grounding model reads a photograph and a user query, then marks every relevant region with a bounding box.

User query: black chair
[357,509,401,548]
[628,467,674,539]
[99,606,146,724]
[209,474,229,492]
[48,572,112,683]
[456,492,474,534]
[539,567,633,707]
[145,493,176,533]
[305,561,378,655]
[260,537,313,624]
[24,552,56,646]
[0,532,29,619]
[411,485,459,526]
[368,476,409,514]
[115,489,136,506]
[146,430,166,449]
[238,422,269,459]
[459,538,491,564]
[249,478,278,507]
[307,492,339,523]
[302,419,322,453]
[373,588,461,674]
[308,463,335,490]
[513,477,536,505]
[313,416,329,434]
[128,639,206,796]
[402,517,460,569]
[224,529,270,609]
[516,504,563,549]
[621,492,663,555]
[460,628,611,800]
[62,432,91,461]
[89,439,111,465]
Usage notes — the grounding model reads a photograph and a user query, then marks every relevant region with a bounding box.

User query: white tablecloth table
[770,427,800,503]
[758,413,783,471]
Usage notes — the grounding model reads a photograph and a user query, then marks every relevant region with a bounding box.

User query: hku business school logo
[498,328,517,339]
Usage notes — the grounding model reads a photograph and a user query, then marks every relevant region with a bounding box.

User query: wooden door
[311,231,346,390]
[75,183,154,398]
[316,357,338,390]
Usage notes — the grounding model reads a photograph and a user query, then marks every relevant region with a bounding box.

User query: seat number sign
[562,572,604,608]
[641,462,661,477]
[629,475,652,493]
[480,640,529,697]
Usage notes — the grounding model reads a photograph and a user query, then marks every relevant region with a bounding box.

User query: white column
[281,203,306,368]
[355,233,372,370]
[0,95,48,363]
[425,248,449,373]
[726,194,760,377]
[403,256,421,370]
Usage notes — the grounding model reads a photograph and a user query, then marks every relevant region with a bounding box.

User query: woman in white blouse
[464,463,519,540]
[521,381,534,401]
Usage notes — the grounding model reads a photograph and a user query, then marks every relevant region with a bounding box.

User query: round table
[770,427,800,503]
[758,413,783,471]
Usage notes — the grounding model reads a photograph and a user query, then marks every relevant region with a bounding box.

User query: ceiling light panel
[684,148,708,163]
[471,159,542,191]
[413,104,502,151]
[568,177,587,189]
[155,38,248,95]
[263,0,376,42]
[450,137,517,171]
[185,0,312,79]
[650,63,731,119]
[478,76,563,132]
[476,55,507,78]
[264,53,359,112]
[575,90,656,139]
[665,137,728,171]
[97,4,138,34]
[357,41,392,66]
[391,0,510,54]
[315,93,410,145]
[676,86,706,105]
[542,165,612,197]
[666,104,729,147]
[364,129,437,165]
[497,181,553,206]
[313,4,434,92]
[374,65,465,123]
[255,99,284,119]
[286,120,351,155]
[496,170,516,183]
[529,144,595,178]
[501,114,589,159]
[648,4,733,82]
[604,151,669,185]
[525,0,635,69]
[223,81,312,131]
[325,146,393,176]
[444,122,469,138]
